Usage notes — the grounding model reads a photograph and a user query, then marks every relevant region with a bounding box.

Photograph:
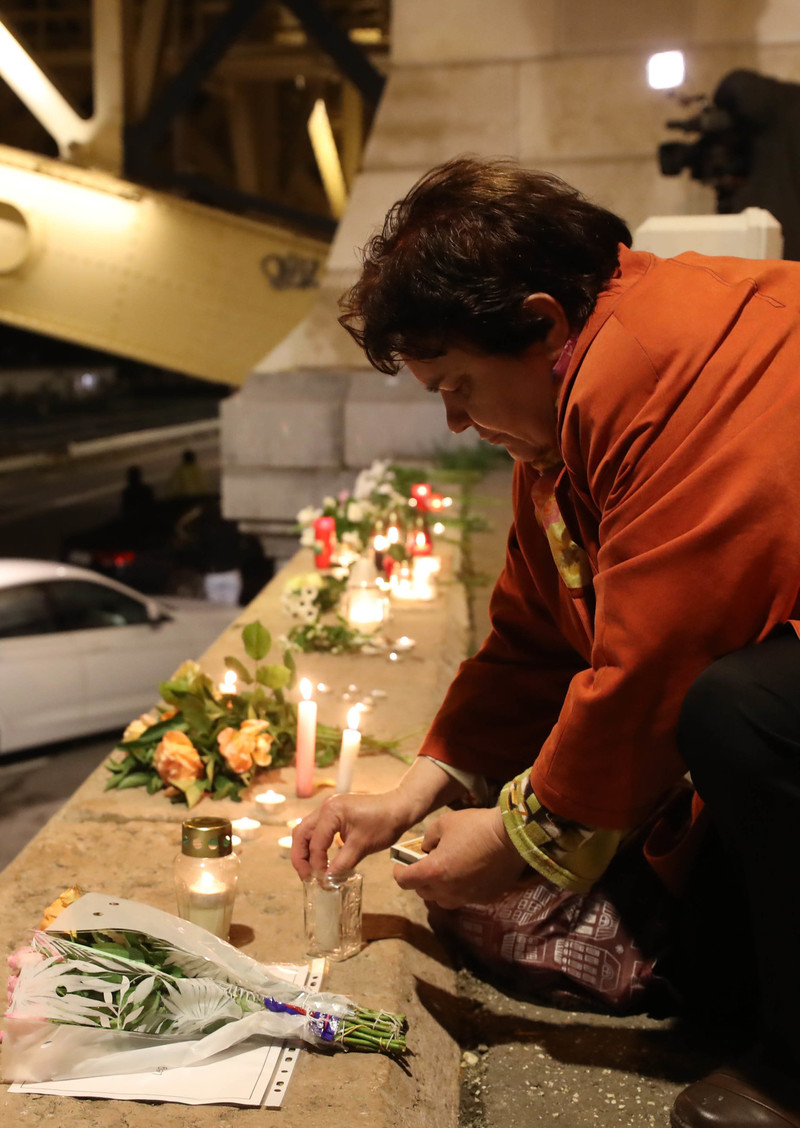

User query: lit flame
[415,531,427,549]
[433,522,445,535]
[373,534,389,551]
[219,669,238,694]
[300,677,312,701]
[387,525,400,544]
[347,706,361,731]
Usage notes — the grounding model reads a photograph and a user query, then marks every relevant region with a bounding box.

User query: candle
[411,483,432,511]
[411,555,438,600]
[314,885,342,950]
[433,521,445,535]
[393,635,416,652]
[313,515,336,568]
[185,869,230,937]
[278,835,294,858]
[336,706,362,793]
[218,669,238,695]
[347,583,389,626]
[428,492,445,511]
[254,788,286,809]
[231,816,261,841]
[295,677,317,798]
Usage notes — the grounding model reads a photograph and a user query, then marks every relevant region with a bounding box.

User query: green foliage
[242,621,271,661]
[105,618,397,806]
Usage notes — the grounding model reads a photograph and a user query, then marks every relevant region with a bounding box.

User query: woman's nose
[442,393,470,434]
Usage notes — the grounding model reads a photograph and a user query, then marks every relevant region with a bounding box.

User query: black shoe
[671,1063,800,1127]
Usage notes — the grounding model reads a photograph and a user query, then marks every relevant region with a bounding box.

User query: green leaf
[223,656,253,684]
[171,778,207,808]
[255,664,291,690]
[242,621,271,661]
[116,772,152,790]
[180,696,212,736]
[146,775,163,795]
[118,714,185,749]
[282,648,297,690]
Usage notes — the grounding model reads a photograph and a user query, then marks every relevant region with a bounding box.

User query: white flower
[341,531,364,550]
[346,501,364,523]
[296,505,322,526]
[322,496,337,509]
[300,526,318,548]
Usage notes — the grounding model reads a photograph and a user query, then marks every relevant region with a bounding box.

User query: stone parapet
[0,545,468,1127]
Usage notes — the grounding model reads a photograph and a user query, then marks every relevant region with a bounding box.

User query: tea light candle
[296,678,317,798]
[286,817,302,829]
[219,669,238,695]
[278,835,294,858]
[231,816,261,841]
[393,636,416,652]
[254,788,286,810]
[185,869,230,937]
[336,706,362,793]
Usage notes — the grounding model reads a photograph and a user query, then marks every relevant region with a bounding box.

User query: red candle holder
[313,515,336,569]
[410,483,432,512]
[407,518,433,557]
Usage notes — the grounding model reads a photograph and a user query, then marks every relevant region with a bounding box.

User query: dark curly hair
[339,156,632,374]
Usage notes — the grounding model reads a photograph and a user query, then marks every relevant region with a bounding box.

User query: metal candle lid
[181,816,233,858]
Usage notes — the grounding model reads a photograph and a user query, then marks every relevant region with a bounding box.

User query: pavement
[0,464,737,1127]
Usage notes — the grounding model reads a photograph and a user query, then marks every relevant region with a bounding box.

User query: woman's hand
[393,805,529,908]
[291,790,413,880]
[291,756,472,881]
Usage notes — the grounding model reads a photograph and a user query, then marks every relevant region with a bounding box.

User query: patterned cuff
[499,769,624,894]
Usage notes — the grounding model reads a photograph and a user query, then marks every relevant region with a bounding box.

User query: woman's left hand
[393,805,531,908]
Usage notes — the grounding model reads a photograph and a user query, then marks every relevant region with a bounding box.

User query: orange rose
[153,730,204,785]
[217,720,274,775]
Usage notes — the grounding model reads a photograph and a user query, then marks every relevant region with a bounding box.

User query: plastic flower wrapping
[2,892,406,1084]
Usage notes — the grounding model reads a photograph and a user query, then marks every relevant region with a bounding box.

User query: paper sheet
[10,959,326,1108]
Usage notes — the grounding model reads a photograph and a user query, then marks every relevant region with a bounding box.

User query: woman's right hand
[291,790,413,880]
[290,756,471,881]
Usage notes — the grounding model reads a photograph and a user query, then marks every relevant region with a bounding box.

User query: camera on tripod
[658,99,751,211]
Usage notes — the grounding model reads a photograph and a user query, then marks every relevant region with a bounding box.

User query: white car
[0,559,238,755]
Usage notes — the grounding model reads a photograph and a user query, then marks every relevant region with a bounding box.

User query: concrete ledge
[0,545,468,1125]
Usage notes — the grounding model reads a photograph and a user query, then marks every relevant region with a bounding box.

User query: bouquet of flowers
[3,892,407,1084]
[296,460,410,560]
[106,620,395,807]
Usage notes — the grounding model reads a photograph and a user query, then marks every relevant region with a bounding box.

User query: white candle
[186,869,229,937]
[347,584,388,626]
[296,678,317,798]
[218,669,238,695]
[278,834,294,858]
[231,816,261,841]
[336,706,362,793]
[314,886,342,951]
[254,788,286,809]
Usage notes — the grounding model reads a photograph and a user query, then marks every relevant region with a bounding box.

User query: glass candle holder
[303,871,363,961]
[174,816,240,940]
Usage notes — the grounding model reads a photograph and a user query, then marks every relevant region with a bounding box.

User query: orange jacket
[420,245,800,829]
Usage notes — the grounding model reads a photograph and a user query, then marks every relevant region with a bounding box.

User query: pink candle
[313,516,336,569]
[295,678,317,798]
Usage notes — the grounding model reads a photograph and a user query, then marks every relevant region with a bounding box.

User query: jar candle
[303,871,363,960]
[174,816,240,940]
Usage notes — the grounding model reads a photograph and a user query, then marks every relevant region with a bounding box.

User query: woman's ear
[522,293,570,358]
